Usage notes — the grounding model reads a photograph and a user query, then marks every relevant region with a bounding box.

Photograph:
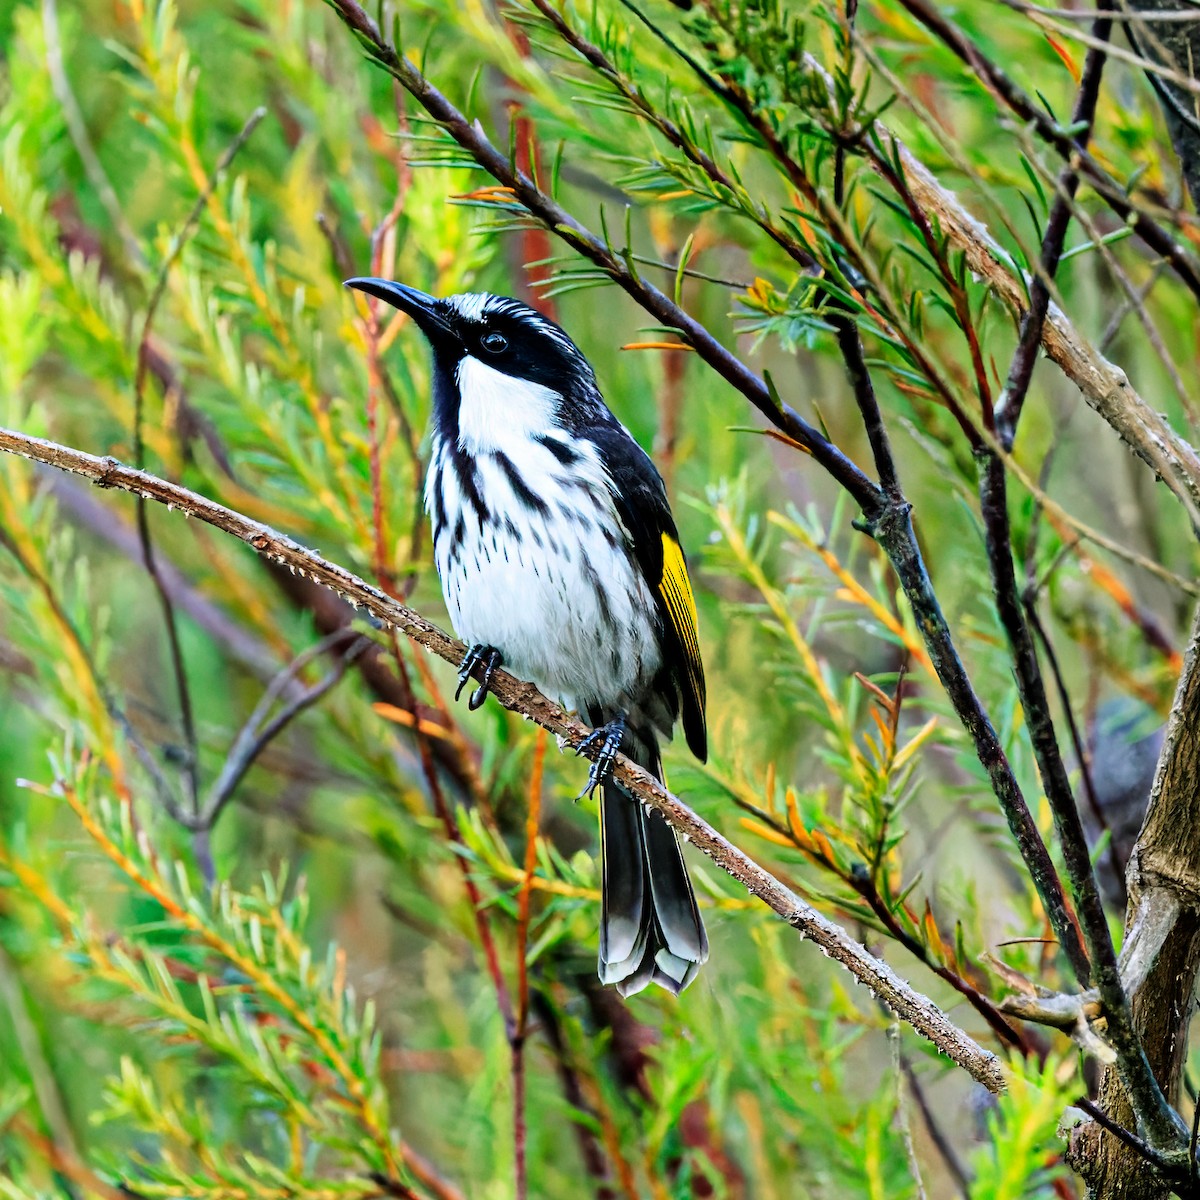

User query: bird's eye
[480,331,508,353]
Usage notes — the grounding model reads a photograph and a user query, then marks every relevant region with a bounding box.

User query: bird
[345,277,709,996]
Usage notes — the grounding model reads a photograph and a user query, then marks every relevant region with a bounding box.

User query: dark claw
[455,645,485,703]
[575,715,627,801]
[456,644,503,710]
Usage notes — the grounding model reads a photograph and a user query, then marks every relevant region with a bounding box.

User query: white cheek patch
[455,355,558,453]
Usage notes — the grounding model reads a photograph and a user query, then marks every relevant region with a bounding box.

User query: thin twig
[48,474,288,683]
[1075,1098,1186,1178]
[1009,121,1197,426]
[1007,0,1200,95]
[1023,594,1126,908]
[132,106,267,823]
[390,623,517,1047]
[42,0,145,268]
[513,727,546,1200]
[531,991,618,1199]
[888,1023,929,1200]
[1005,4,1200,21]
[902,1054,972,1198]
[1099,263,1167,353]
[0,425,1007,1094]
[166,629,372,836]
[994,4,1113,446]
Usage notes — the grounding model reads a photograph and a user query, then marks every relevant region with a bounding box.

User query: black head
[344,278,597,398]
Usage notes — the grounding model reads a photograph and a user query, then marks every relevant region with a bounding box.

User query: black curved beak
[344,277,456,345]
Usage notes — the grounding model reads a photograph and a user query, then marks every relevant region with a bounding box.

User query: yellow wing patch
[660,533,700,660]
[659,533,706,753]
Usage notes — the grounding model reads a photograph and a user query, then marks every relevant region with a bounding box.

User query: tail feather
[598,783,646,967]
[598,731,708,997]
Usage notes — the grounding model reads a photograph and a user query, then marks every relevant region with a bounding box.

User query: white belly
[427,437,660,713]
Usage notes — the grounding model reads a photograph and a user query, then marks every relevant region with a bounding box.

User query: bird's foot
[456,644,503,711]
[576,715,627,801]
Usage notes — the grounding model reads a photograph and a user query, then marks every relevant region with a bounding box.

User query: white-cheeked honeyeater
[346,278,708,997]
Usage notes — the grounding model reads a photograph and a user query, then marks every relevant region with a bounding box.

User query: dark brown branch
[830,3,901,501]
[1074,1099,1185,1185]
[994,6,1113,447]
[0,425,1007,1094]
[868,496,1090,981]
[1023,595,1127,909]
[974,10,1185,1152]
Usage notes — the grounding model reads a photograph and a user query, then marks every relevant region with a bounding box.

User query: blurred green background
[0,1,1196,1196]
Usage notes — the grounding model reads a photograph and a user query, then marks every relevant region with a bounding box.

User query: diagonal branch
[969,7,1189,1154]
[993,5,1113,447]
[0,424,1006,1095]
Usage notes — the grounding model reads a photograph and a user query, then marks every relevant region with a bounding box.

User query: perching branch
[0,425,1006,1095]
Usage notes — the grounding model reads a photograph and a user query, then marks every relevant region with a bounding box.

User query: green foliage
[0,0,1195,1196]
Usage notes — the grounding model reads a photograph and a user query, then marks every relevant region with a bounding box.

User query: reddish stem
[513,727,546,1200]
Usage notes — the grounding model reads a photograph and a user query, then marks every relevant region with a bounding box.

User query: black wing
[590,417,707,762]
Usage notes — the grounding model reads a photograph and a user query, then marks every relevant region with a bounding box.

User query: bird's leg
[455,644,503,711]
[576,714,627,800]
